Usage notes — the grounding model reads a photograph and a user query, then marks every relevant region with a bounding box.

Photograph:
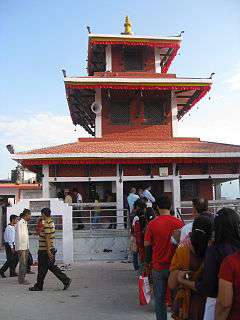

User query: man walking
[29,207,71,291]
[143,186,155,207]
[144,196,184,320]
[0,214,19,278]
[15,208,31,285]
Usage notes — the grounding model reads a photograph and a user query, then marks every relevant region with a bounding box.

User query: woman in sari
[168,215,213,320]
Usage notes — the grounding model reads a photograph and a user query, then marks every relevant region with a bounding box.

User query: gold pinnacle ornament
[122,16,133,35]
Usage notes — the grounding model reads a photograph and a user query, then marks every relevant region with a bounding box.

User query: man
[0,214,19,278]
[72,188,84,230]
[144,196,184,320]
[142,186,155,207]
[29,207,71,291]
[15,208,31,285]
[180,198,213,242]
[127,187,139,213]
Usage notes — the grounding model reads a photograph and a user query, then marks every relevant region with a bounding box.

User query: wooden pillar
[42,165,50,198]
[95,88,102,138]
[116,164,124,229]
[171,91,178,137]
[106,44,112,72]
[154,47,161,73]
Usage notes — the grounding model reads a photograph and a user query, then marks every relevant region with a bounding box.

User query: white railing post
[42,165,50,198]
[62,204,74,264]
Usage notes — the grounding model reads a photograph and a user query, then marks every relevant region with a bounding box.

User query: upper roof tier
[87,16,183,74]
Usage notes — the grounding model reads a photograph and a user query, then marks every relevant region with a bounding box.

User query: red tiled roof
[15,138,240,157]
[0,183,41,190]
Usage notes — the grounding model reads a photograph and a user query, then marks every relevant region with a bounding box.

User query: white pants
[203,297,216,320]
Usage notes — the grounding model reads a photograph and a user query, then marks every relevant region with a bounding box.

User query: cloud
[0,112,89,152]
[0,113,89,178]
[224,64,240,92]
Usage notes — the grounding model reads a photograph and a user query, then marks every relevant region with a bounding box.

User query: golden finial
[122,16,133,35]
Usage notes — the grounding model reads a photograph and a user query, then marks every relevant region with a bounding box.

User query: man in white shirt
[15,208,31,285]
[143,186,155,207]
[72,188,84,230]
[127,188,139,213]
[0,214,19,278]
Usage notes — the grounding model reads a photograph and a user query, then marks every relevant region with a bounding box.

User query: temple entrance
[123,180,164,200]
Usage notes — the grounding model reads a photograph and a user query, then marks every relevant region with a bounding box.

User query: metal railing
[177,199,240,224]
[70,203,129,230]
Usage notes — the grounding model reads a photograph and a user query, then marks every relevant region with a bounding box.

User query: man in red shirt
[144,196,184,320]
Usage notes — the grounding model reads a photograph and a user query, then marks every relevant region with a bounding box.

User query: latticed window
[144,100,165,125]
[180,180,198,201]
[124,47,144,71]
[110,100,130,125]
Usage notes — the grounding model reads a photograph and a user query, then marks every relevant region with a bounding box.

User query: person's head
[190,215,213,258]
[133,198,147,212]
[137,188,143,194]
[10,214,18,225]
[155,196,172,215]
[41,207,51,220]
[72,188,78,195]
[192,198,209,218]
[21,208,31,222]
[130,187,136,194]
[214,208,240,248]
[145,186,152,191]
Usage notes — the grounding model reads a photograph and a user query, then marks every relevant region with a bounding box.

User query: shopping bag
[138,275,151,305]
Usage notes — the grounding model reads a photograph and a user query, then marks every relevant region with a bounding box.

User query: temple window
[110,100,130,125]
[143,100,165,125]
[124,46,144,71]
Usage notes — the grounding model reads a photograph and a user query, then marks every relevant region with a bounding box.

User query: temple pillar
[172,164,181,214]
[116,164,124,229]
[42,165,50,198]
[171,91,178,137]
[95,88,102,138]
[154,47,161,73]
[106,44,112,71]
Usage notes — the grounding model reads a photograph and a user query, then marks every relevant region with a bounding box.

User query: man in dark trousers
[29,208,71,291]
[0,214,19,278]
[144,196,184,320]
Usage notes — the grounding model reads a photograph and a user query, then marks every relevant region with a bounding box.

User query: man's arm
[215,279,233,320]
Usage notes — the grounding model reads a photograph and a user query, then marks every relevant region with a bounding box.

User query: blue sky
[0,0,240,195]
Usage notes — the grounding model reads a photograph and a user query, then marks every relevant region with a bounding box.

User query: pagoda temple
[12,17,240,221]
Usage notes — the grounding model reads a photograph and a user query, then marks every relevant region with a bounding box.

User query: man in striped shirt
[29,207,71,291]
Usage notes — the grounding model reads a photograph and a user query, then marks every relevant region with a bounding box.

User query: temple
[12,17,240,220]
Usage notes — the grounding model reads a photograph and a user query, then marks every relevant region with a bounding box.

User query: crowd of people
[128,187,240,320]
[0,208,71,291]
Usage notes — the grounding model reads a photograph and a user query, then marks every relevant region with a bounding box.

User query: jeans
[34,250,69,290]
[18,250,28,283]
[152,269,169,320]
[0,243,18,276]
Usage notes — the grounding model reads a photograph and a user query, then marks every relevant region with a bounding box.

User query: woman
[168,215,213,320]
[178,208,240,320]
[216,249,240,320]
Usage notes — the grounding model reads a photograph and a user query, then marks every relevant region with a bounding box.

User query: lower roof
[0,183,41,190]
[12,138,240,164]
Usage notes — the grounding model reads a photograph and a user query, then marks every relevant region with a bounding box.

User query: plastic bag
[138,275,151,305]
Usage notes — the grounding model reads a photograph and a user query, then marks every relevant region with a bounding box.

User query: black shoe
[29,286,43,291]
[10,273,18,277]
[63,278,72,290]
[0,271,6,278]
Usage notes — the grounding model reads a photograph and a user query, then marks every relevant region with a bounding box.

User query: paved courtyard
[0,261,159,320]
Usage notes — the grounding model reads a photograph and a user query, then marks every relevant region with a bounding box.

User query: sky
[0,0,240,195]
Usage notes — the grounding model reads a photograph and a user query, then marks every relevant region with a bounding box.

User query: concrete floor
[0,261,159,320]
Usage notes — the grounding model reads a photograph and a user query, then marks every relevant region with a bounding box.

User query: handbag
[138,274,151,305]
